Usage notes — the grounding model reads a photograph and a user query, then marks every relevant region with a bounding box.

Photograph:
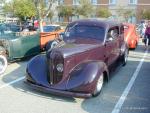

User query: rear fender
[66,61,109,93]
[120,42,129,56]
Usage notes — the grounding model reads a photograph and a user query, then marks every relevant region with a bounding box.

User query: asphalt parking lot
[0,40,150,113]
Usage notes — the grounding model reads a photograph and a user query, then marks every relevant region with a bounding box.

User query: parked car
[124,23,139,49]
[43,25,62,32]
[0,26,64,74]
[40,25,64,49]
[25,19,128,98]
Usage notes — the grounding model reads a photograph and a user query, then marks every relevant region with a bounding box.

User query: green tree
[3,0,58,31]
[141,10,150,20]
[58,5,74,22]
[116,6,125,17]
[33,0,58,32]
[3,0,36,21]
[116,6,135,22]
[47,11,54,24]
[123,9,135,22]
[76,0,94,18]
[97,8,111,18]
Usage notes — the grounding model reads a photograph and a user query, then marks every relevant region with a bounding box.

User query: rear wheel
[92,73,104,97]
[122,49,128,66]
[0,55,7,75]
[133,41,138,50]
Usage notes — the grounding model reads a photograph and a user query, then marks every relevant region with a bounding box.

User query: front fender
[0,46,6,55]
[26,55,50,87]
[66,61,108,93]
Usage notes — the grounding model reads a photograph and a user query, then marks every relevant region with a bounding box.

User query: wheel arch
[66,60,109,93]
[103,71,109,82]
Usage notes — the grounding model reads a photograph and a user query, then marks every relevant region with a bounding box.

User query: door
[11,33,40,58]
[104,26,120,66]
[20,33,40,57]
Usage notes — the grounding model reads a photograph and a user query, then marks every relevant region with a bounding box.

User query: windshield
[43,26,56,32]
[64,25,105,41]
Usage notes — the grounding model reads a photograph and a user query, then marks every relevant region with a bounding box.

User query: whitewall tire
[0,55,7,75]
[93,73,104,97]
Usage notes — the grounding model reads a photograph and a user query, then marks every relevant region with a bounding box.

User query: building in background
[55,0,150,23]
[137,0,150,22]
[108,0,137,23]
[1,0,149,24]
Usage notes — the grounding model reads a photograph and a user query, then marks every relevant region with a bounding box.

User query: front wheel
[92,73,104,97]
[0,55,7,75]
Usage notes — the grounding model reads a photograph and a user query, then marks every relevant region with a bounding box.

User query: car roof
[68,19,122,29]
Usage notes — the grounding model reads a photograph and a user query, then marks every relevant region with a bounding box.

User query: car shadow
[81,59,150,113]
[1,60,77,103]
[81,38,150,113]
[81,46,150,113]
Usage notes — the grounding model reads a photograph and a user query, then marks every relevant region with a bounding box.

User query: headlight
[56,63,63,72]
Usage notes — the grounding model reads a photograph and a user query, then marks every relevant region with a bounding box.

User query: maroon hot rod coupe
[25,19,128,98]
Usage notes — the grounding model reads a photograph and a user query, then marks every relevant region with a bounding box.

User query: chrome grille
[48,52,63,85]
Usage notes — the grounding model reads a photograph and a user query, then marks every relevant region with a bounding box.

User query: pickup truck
[0,25,64,75]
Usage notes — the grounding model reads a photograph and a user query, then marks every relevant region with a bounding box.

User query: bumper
[128,41,136,49]
[24,80,92,98]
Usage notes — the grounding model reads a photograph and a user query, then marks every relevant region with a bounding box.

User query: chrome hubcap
[0,55,7,75]
[124,50,128,63]
[0,58,5,71]
[51,41,58,49]
[96,74,104,92]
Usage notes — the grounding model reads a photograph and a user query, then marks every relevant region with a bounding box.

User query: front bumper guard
[24,80,92,98]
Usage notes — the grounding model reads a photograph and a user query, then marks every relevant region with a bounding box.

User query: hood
[47,38,103,58]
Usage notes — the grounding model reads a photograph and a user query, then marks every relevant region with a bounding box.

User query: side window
[120,25,124,34]
[112,26,119,38]
[107,26,119,40]
[107,29,114,39]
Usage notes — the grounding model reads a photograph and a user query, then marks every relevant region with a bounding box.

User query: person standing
[144,21,150,47]
[140,21,146,38]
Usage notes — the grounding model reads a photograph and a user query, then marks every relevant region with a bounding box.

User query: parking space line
[111,49,148,113]
[0,76,25,89]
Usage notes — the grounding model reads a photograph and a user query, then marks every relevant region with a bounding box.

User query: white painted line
[0,76,25,89]
[111,49,149,113]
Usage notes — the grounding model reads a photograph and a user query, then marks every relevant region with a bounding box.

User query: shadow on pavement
[81,49,150,113]
[0,39,150,111]
[1,60,76,103]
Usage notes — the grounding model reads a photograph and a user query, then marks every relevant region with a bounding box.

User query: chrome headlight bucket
[56,63,63,72]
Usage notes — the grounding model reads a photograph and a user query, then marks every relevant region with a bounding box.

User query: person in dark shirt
[144,21,150,47]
